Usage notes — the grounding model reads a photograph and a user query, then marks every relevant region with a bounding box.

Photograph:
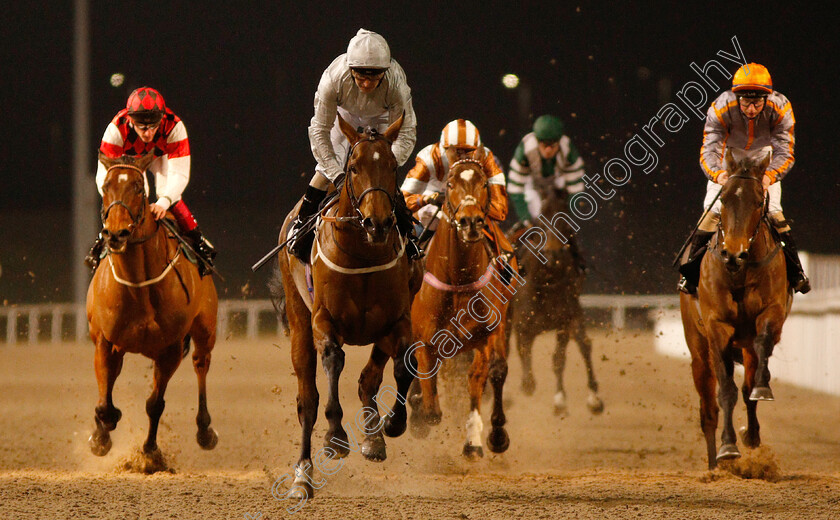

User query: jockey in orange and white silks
[400,119,515,261]
[678,63,809,294]
[287,28,421,262]
[86,87,216,276]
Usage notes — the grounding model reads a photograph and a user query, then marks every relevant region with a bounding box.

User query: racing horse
[271,114,420,498]
[507,183,603,416]
[408,149,517,459]
[680,149,792,470]
[87,152,219,461]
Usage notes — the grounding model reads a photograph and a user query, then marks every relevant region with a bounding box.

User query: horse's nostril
[362,217,374,230]
[102,229,112,238]
[458,217,468,228]
[476,217,485,227]
[738,252,749,261]
[118,229,131,239]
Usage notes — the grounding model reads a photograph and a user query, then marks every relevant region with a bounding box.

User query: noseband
[444,159,490,240]
[100,163,148,241]
[714,173,779,266]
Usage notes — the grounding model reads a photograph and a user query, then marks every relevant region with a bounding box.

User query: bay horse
[87,152,219,461]
[507,184,603,416]
[271,115,420,498]
[408,150,516,459]
[680,149,792,470]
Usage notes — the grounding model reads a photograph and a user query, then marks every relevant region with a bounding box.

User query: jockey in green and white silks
[507,114,587,272]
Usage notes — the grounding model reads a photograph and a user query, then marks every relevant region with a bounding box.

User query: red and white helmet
[439,119,481,150]
[126,87,166,124]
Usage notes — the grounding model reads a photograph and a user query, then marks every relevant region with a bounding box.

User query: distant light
[110,73,125,87]
[502,74,520,89]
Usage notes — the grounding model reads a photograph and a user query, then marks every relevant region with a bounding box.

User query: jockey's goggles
[737,94,767,108]
[351,67,386,80]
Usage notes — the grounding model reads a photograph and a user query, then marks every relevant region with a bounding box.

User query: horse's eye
[446,182,452,189]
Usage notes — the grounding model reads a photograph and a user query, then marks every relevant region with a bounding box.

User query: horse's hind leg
[516,329,537,396]
[487,333,510,454]
[740,347,761,448]
[574,322,604,414]
[463,348,490,460]
[190,319,218,450]
[143,343,183,455]
[90,335,125,456]
[357,345,390,462]
[690,342,719,470]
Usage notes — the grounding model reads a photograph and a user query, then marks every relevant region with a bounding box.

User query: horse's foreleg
[740,347,761,448]
[750,316,782,401]
[463,348,490,460]
[357,345,389,462]
[712,344,740,462]
[143,343,182,455]
[552,328,571,416]
[410,342,443,429]
[574,323,604,415]
[516,329,537,396]
[487,332,510,454]
[321,339,348,458]
[90,335,124,456]
[690,343,719,470]
[190,321,218,450]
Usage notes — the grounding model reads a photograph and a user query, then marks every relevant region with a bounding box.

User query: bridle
[443,158,490,241]
[714,173,779,267]
[322,129,397,228]
[100,163,152,243]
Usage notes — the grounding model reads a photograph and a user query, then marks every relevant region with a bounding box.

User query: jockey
[507,114,587,273]
[678,63,810,294]
[400,119,516,265]
[287,28,421,263]
[85,87,216,276]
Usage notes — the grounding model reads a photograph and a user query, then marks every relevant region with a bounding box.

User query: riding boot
[184,227,216,277]
[394,190,423,260]
[779,231,811,294]
[84,233,106,273]
[288,186,327,263]
[677,230,715,294]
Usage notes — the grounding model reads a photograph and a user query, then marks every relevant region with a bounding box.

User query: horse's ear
[383,112,404,143]
[757,151,772,177]
[443,145,459,170]
[473,145,486,163]
[337,113,361,145]
[98,151,117,170]
[135,152,156,172]
[724,147,737,174]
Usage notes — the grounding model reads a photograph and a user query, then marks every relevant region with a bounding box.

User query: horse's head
[97,152,155,253]
[443,147,490,243]
[337,113,403,244]
[718,148,771,272]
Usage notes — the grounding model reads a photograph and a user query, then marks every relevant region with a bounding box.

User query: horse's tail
[268,265,290,336]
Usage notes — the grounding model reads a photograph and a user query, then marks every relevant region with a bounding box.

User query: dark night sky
[1,2,838,303]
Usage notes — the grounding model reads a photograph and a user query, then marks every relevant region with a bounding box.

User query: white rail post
[247,304,259,339]
[28,309,37,344]
[52,308,62,343]
[612,304,626,329]
[5,310,16,344]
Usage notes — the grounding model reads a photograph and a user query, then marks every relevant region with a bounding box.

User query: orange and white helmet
[732,63,773,95]
[439,119,481,150]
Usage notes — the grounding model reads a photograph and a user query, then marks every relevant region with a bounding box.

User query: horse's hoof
[361,436,387,462]
[197,427,218,450]
[553,391,568,417]
[716,443,741,462]
[88,432,112,457]
[487,428,510,454]
[463,443,484,460]
[325,430,351,458]
[521,377,536,396]
[553,404,569,417]
[749,387,774,401]
[408,392,423,410]
[587,394,605,415]
[738,426,761,449]
[383,414,407,438]
[288,481,312,500]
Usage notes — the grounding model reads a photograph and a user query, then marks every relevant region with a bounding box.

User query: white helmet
[347,29,391,70]
[440,119,482,149]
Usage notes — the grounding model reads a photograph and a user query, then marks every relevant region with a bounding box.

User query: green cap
[533,115,564,141]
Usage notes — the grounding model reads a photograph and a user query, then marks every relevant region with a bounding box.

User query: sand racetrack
[1,328,839,519]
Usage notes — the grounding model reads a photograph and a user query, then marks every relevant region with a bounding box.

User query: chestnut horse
[507,184,603,416]
[680,149,791,469]
[408,153,516,459]
[87,153,219,460]
[272,115,420,498]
